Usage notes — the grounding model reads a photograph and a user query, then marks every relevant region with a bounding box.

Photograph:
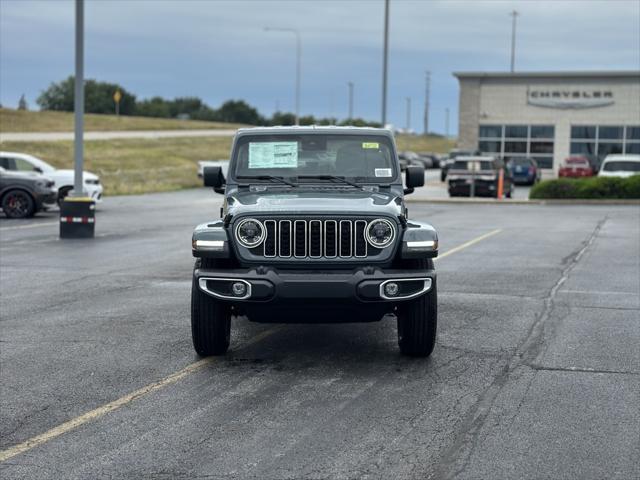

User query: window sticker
[375,168,392,177]
[249,142,298,169]
[362,142,379,149]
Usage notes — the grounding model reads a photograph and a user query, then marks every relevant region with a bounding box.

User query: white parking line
[0,221,58,232]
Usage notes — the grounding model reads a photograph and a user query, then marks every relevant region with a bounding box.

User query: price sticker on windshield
[249,142,298,169]
[362,142,379,149]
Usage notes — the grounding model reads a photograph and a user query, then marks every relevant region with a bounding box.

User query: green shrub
[530,176,640,199]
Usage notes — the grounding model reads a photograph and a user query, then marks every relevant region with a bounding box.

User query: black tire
[2,189,35,218]
[191,258,231,356]
[397,258,437,357]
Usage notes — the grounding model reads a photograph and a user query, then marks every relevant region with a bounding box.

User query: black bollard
[59,197,95,239]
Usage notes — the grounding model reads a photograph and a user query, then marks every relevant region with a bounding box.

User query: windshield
[233,134,397,182]
[602,161,640,172]
[452,160,494,171]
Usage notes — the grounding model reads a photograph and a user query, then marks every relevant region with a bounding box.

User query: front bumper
[195,265,434,304]
[195,265,435,323]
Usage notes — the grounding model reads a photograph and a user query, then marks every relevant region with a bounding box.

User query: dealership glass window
[597,143,623,157]
[504,141,527,153]
[530,126,554,138]
[505,125,528,138]
[598,126,623,140]
[479,125,502,138]
[530,142,554,154]
[626,143,640,154]
[626,127,640,140]
[478,140,501,153]
[570,142,596,156]
[570,126,640,167]
[478,124,554,169]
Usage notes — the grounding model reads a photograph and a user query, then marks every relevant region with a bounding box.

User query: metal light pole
[445,108,450,137]
[510,10,519,73]
[265,27,301,125]
[405,97,411,131]
[73,0,84,197]
[347,81,354,120]
[424,70,431,135]
[381,0,389,126]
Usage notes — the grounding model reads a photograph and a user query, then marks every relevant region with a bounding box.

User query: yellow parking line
[0,327,278,463]
[0,229,504,463]
[437,229,502,259]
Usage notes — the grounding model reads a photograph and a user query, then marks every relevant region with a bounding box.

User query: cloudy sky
[1,0,639,133]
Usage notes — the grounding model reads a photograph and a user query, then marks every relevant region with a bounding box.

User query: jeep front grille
[261,219,369,259]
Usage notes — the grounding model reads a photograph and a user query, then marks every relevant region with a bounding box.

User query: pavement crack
[434,216,607,480]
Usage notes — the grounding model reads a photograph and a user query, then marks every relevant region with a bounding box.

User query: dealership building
[454,71,640,173]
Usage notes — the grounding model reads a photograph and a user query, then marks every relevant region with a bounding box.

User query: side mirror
[33,167,43,174]
[203,166,225,194]
[404,165,424,194]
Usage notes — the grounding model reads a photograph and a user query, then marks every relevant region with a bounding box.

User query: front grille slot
[257,218,385,260]
[264,220,277,257]
[294,220,307,258]
[339,221,352,257]
[278,220,292,257]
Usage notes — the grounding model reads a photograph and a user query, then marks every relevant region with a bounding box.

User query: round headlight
[366,218,395,248]
[235,218,265,248]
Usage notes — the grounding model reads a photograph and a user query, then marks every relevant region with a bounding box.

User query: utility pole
[405,97,411,132]
[381,0,389,126]
[423,70,431,135]
[347,81,354,120]
[73,0,84,197]
[510,10,519,72]
[445,108,450,137]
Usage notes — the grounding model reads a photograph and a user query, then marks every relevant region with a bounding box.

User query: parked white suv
[0,151,103,204]
[598,155,640,178]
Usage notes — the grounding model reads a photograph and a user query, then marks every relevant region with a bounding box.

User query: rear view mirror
[404,166,424,194]
[203,166,225,194]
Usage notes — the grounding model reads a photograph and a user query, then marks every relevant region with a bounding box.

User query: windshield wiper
[297,175,366,191]
[236,175,298,187]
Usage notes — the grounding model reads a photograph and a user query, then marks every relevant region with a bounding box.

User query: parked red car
[558,156,594,178]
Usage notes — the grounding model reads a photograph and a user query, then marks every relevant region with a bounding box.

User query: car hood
[226,188,403,217]
[53,169,100,180]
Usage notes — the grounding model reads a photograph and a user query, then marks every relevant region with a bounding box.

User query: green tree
[18,94,28,110]
[216,100,265,125]
[270,111,296,126]
[37,76,136,115]
[299,115,316,126]
[134,96,172,118]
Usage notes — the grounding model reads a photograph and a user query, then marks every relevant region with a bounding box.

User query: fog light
[232,282,247,297]
[384,282,399,297]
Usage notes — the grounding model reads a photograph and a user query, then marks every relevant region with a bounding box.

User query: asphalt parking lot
[1,189,638,479]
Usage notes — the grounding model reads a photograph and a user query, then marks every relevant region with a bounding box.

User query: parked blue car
[509,158,541,185]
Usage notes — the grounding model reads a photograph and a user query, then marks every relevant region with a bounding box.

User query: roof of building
[453,71,640,79]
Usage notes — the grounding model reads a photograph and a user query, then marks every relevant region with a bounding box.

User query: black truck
[191,127,439,357]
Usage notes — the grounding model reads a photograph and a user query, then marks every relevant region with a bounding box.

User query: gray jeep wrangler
[191,127,439,357]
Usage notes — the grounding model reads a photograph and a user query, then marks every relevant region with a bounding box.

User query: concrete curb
[406,197,640,206]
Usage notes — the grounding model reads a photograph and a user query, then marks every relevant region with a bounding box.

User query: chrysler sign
[527,88,614,109]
